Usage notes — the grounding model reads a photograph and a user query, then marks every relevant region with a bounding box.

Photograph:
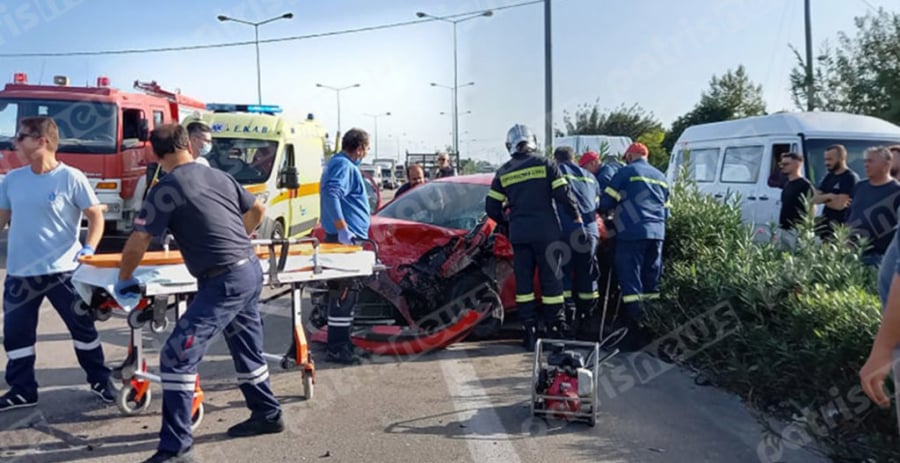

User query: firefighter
[598,142,670,351]
[553,146,601,338]
[485,124,582,350]
[117,124,282,462]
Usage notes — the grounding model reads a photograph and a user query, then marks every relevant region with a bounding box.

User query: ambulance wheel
[127,309,145,329]
[280,357,296,370]
[271,221,285,241]
[190,403,204,431]
[303,373,314,400]
[117,384,151,415]
[151,318,168,334]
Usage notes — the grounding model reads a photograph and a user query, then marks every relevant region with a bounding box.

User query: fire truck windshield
[0,98,117,154]
[205,138,279,185]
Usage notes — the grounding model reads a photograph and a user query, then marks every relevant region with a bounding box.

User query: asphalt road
[0,187,831,463]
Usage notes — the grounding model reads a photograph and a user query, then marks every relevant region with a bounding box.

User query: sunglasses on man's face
[15,132,38,142]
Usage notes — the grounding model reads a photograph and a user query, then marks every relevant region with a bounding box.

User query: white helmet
[505,124,537,155]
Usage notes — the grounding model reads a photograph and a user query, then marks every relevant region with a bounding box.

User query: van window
[767,143,795,188]
[720,146,763,184]
[153,110,164,127]
[674,148,719,182]
[805,138,900,184]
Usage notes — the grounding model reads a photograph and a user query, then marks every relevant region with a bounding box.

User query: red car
[310,173,607,355]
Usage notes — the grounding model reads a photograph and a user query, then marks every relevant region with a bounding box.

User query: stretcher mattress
[71,243,377,312]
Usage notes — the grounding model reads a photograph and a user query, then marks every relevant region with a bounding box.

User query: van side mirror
[278,166,300,189]
[137,119,150,141]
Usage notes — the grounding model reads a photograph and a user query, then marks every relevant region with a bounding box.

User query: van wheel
[271,221,285,240]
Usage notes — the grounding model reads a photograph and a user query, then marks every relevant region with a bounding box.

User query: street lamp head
[416,12,427,18]
[352,83,361,88]
[315,83,324,87]
[482,10,493,17]
[217,15,229,21]
[282,12,294,19]
[430,82,438,87]
[385,112,392,116]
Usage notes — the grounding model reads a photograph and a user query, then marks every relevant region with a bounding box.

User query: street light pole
[417,9,492,158]
[316,83,361,139]
[217,12,294,105]
[363,112,391,156]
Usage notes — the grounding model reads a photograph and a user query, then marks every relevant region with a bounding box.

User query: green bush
[647,172,900,461]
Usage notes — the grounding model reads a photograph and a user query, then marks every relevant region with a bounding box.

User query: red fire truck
[0,73,206,234]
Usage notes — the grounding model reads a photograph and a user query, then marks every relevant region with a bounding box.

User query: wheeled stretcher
[70,237,383,430]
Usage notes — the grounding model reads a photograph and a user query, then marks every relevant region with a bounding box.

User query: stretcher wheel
[303,373,314,400]
[117,383,152,415]
[95,308,112,322]
[589,408,596,427]
[127,309,145,329]
[191,402,204,431]
[74,301,90,317]
[151,318,168,334]
[280,357,296,370]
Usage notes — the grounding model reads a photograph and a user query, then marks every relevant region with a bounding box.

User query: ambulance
[192,104,328,239]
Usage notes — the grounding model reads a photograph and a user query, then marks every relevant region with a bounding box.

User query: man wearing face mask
[318,128,372,364]
[186,121,212,167]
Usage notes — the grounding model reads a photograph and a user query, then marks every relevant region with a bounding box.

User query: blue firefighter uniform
[598,145,670,349]
[596,157,623,193]
[319,150,371,364]
[124,161,282,459]
[486,125,582,350]
[554,160,602,336]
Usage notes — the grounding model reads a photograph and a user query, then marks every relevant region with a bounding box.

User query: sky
[0,0,894,164]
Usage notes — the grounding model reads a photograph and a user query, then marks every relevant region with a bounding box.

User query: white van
[666,111,900,229]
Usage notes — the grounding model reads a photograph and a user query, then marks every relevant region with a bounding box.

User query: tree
[561,102,664,140]
[637,128,668,172]
[789,8,900,125]
[663,65,767,152]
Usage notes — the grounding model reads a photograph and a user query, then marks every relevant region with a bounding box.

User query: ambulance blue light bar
[206,103,283,114]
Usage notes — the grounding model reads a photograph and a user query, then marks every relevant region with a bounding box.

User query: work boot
[227,411,285,438]
[522,321,538,352]
[140,448,196,463]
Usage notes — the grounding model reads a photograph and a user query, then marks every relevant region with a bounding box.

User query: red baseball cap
[578,151,599,167]
[625,142,649,157]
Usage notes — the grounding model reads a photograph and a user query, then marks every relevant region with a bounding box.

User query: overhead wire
[0,0,545,58]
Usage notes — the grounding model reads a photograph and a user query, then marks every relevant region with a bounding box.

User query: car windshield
[0,98,117,153]
[206,138,279,184]
[377,181,490,230]
[806,138,900,184]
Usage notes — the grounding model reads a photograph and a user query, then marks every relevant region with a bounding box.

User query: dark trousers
[324,233,359,352]
[157,258,280,453]
[614,239,663,320]
[3,272,110,399]
[560,229,600,316]
[513,240,565,326]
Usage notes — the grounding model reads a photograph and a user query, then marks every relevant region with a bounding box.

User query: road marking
[439,348,523,463]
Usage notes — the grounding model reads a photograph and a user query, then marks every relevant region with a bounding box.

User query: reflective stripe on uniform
[160,372,197,383]
[542,295,565,304]
[604,187,621,201]
[515,293,536,303]
[6,346,35,360]
[500,166,546,188]
[487,189,507,201]
[328,316,353,327]
[644,293,660,300]
[577,291,599,300]
[73,338,101,351]
[162,382,196,392]
[630,176,669,189]
[623,293,659,303]
[237,364,270,385]
[563,174,595,184]
[551,177,568,189]
[562,290,572,298]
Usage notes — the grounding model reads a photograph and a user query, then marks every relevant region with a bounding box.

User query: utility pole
[544,0,553,155]
[804,0,814,111]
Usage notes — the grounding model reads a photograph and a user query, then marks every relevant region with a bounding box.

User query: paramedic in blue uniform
[598,142,670,351]
[485,124,582,350]
[319,128,371,364]
[116,124,282,463]
[553,146,601,338]
[0,116,115,411]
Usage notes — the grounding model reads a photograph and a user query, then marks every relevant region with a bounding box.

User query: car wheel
[448,273,503,341]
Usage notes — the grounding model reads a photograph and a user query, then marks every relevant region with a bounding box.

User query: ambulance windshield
[205,138,279,184]
[0,98,117,154]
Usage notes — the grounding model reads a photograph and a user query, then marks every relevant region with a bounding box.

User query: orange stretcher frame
[79,242,364,268]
